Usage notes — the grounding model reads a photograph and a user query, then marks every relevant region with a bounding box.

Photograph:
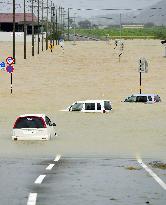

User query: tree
[78,20,91,29]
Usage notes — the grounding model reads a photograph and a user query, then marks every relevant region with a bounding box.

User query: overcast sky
[0,0,162,17]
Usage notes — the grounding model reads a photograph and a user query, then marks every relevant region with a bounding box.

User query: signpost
[6,57,15,94]
[138,57,148,94]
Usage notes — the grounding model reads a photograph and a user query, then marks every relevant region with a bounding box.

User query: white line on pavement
[27,193,37,205]
[137,158,166,190]
[46,163,55,170]
[34,175,46,184]
[54,154,61,162]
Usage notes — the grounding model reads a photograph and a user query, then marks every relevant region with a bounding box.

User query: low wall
[0,32,44,42]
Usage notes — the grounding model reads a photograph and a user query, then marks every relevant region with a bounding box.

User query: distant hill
[89,0,166,26]
[135,0,166,26]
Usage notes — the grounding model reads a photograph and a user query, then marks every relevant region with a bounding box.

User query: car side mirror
[52,123,56,126]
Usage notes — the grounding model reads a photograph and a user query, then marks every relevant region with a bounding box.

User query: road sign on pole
[6,65,14,73]
[6,57,15,65]
[138,57,148,94]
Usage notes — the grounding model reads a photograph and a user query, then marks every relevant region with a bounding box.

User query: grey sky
[0,0,162,17]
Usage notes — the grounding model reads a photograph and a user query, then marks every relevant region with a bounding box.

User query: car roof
[18,114,46,118]
[132,94,158,97]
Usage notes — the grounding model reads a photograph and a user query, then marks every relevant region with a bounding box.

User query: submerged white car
[12,114,56,141]
[124,94,161,103]
[64,100,112,113]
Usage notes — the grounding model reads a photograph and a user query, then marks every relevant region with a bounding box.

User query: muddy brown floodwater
[0,40,165,159]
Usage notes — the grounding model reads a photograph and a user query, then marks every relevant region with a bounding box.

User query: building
[122,24,144,29]
[0,13,38,34]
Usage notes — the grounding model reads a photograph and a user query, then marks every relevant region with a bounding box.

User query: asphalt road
[0,156,165,205]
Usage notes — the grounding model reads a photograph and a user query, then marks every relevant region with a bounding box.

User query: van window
[104,101,112,110]
[136,96,147,102]
[97,103,101,110]
[125,96,137,102]
[148,96,152,101]
[71,103,83,111]
[85,103,95,110]
[14,116,46,129]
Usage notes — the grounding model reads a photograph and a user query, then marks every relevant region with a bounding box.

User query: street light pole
[24,0,26,59]
[13,0,16,62]
[32,0,34,56]
[37,0,40,54]
[42,0,44,51]
[46,0,48,50]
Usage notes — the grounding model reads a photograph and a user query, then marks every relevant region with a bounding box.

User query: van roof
[132,94,158,97]
[76,100,111,103]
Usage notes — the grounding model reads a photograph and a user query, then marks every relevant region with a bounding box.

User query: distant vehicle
[124,94,161,103]
[12,114,56,141]
[63,100,112,113]
[161,40,166,45]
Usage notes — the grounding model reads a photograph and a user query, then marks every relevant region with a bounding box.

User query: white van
[124,94,161,103]
[12,114,56,141]
[64,100,112,113]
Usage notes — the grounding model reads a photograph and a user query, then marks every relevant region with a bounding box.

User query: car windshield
[125,96,137,102]
[71,103,83,111]
[14,116,45,129]
[104,101,112,110]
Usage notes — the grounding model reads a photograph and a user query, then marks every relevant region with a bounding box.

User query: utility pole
[50,1,52,45]
[42,0,44,51]
[37,0,40,54]
[24,0,26,59]
[55,7,58,45]
[13,0,16,62]
[52,3,55,46]
[120,13,122,39]
[46,0,48,50]
[67,8,70,41]
[32,0,34,56]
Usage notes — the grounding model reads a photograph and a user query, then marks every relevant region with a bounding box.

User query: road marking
[34,175,46,184]
[46,163,55,170]
[54,154,61,162]
[137,158,166,190]
[27,193,37,205]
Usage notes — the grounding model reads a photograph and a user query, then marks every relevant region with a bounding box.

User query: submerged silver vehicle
[64,100,112,113]
[124,94,161,103]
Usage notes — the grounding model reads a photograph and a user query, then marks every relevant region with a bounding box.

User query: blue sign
[6,65,14,73]
[0,61,5,69]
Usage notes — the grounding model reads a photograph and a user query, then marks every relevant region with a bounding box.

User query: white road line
[27,193,37,205]
[137,158,166,190]
[34,175,46,184]
[54,154,61,162]
[46,163,55,170]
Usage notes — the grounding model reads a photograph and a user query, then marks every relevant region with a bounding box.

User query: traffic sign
[6,65,14,73]
[0,62,5,68]
[6,56,14,65]
[139,57,148,73]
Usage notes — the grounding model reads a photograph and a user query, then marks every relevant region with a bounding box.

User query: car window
[148,96,152,101]
[14,116,46,129]
[45,116,52,125]
[85,103,95,110]
[136,96,147,102]
[97,103,101,110]
[71,103,83,111]
[104,101,112,110]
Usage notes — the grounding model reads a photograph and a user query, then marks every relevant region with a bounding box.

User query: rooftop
[0,13,37,23]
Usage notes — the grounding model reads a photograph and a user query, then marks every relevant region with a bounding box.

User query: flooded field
[0,40,165,159]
